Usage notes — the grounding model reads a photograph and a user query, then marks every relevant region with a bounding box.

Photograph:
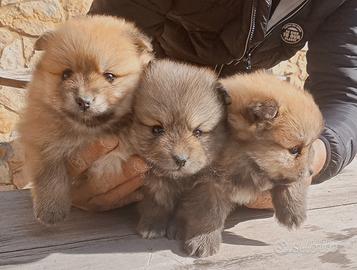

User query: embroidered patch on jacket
[281,23,304,44]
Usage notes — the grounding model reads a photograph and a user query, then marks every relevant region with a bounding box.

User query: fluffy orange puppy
[19,15,153,225]
[175,72,323,257]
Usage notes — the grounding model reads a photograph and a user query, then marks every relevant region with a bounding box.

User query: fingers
[245,191,273,209]
[68,136,119,177]
[71,154,148,198]
[73,188,143,211]
[97,189,143,210]
[122,155,149,179]
[311,139,327,182]
[87,176,144,211]
[305,176,313,187]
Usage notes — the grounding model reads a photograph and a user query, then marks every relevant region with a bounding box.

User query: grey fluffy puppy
[130,60,230,239]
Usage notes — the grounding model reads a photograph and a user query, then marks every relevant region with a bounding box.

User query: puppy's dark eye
[62,69,73,80]
[152,125,165,136]
[103,72,117,83]
[193,128,203,138]
[289,146,301,156]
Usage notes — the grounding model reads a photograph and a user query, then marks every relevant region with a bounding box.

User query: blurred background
[0,0,308,191]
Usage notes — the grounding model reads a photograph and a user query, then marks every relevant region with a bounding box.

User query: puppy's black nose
[173,155,187,167]
[75,96,92,111]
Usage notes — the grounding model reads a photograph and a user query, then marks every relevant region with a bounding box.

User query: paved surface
[0,158,356,270]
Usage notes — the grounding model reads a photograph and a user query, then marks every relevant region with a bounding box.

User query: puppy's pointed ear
[245,99,279,123]
[34,31,55,51]
[130,29,154,66]
[216,82,232,105]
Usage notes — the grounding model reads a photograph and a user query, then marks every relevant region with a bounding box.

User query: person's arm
[304,0,357,183]
[247,1,357,209]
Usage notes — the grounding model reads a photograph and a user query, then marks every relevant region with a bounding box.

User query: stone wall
[0,0,93,142]
[0,1,308,191]
[0,0,93,190]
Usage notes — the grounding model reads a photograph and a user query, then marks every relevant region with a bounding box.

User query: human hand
[68,136,148,211]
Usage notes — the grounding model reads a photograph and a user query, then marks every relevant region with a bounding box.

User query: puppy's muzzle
[173,154,188,168]
[75,96,94,112]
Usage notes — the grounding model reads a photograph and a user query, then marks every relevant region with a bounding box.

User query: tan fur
[223,72,323,184]
[175,72,323,257]
[130,60,229,239]
[18,15,153,225]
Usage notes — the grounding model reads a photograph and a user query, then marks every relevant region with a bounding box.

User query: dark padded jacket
[89,0,357,182]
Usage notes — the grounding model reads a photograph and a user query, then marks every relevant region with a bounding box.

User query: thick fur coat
[130,60,230,239]
[173,72,323,257]
[19,15,153,225]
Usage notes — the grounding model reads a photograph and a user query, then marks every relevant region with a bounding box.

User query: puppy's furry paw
[166,220,183,240]
[272,183,307,229]
[33,197,71,225]
[275,207,306,229]
[184,230,222,257]
[137,220,167,239]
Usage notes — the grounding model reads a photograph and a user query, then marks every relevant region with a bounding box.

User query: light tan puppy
[174,72,323,257]
[18,15,153,225]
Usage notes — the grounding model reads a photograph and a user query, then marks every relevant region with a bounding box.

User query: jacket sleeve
[304,0,357,183]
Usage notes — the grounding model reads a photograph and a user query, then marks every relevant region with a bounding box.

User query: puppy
[175,72,323,257]
[130,60,230,239]
[18,15,153,225]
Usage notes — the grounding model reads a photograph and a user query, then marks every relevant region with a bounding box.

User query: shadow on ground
[0,190,273,266]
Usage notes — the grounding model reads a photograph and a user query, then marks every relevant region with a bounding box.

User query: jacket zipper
[244,0,257,70]
[237,0,310,70]
[227,0,257,67]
